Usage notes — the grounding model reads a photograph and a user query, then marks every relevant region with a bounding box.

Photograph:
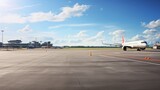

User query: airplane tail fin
[122,36,125,44]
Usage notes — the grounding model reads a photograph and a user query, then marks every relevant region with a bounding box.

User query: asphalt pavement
[0,49,160,90]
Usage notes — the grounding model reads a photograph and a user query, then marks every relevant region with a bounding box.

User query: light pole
[1,30,4,43]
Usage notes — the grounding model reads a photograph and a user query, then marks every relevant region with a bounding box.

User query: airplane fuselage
[122,40,147,51]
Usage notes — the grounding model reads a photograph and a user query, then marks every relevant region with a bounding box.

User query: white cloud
[39,37,54,42]
[0,3,90,23]
[144,19,160,28]
[28,11,55,22]
[6,30,105,46]
[156,34,160,39]
[0,2,40,13]
[21,32,55,43]
[137,19,160,44]
[0,0,14,9]
[67,23,95,27]
[54,3,90,22]
[12,4,41,10]
[143,29,157,35]
[0,14,26,23]
[109,30,125,36]
[142,29,160,44]
[68,39,82,44]
[49,23,95,29]
[68,30,87,39]
[54,39,68,45]
[66,30,88,45]
[52,39,79,46]
[86,31,105,42]
[131,34,145,41]
[109,30,125,42]
[83,31,105,46]
[53,31,105,46]
[18,25,32,33]
[131,29,160,45]
[49,25,62,29]
[74,30,87,38]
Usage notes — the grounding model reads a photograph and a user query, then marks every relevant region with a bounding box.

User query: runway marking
[124,56,160,62]
[99,55,160,66]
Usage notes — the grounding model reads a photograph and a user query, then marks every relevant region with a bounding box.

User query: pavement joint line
[100,54,160,62]
[99,55,160,66]
[122,56,160,62]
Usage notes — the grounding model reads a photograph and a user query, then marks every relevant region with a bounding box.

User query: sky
[0,0,160,46]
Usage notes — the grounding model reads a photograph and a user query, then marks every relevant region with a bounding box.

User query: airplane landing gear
[137,48,141,51]
[123,47,127,51]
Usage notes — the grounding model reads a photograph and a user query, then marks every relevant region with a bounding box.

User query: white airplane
[122,36,148,51]
[153,42,160,49]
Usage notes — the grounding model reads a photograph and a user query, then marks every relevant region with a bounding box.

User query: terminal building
[3,40,29,48]
[1,40,53,48]
[0,42,2,47]
[41,41,53,48]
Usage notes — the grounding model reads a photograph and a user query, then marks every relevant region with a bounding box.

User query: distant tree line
[63,46,120,48]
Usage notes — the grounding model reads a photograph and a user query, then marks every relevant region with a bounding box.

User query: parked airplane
[153,42,160,49]
[122,36,148,51]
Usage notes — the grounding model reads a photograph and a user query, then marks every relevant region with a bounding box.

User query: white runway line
[99,55,160,66]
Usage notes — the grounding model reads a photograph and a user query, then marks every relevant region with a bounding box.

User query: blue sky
[0,0,160,46]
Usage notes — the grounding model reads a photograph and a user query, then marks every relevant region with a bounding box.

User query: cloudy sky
[0,0,160,46]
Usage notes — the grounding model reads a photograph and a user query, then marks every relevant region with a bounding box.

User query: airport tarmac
[0,48,160,90]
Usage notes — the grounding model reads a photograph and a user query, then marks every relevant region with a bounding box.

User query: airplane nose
[145,43,148,47]
[144,41,148,47]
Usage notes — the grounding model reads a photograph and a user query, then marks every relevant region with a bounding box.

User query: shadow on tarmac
[144,49,160,52]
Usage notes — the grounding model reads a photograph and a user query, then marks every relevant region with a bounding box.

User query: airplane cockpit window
[141,41,147,44]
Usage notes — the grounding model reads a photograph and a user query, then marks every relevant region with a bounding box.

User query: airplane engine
[122,46,127,51]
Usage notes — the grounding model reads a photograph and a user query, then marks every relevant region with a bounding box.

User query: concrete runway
[0,49,160,90]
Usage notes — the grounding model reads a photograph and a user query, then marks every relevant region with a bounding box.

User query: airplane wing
[101,41,122,46]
